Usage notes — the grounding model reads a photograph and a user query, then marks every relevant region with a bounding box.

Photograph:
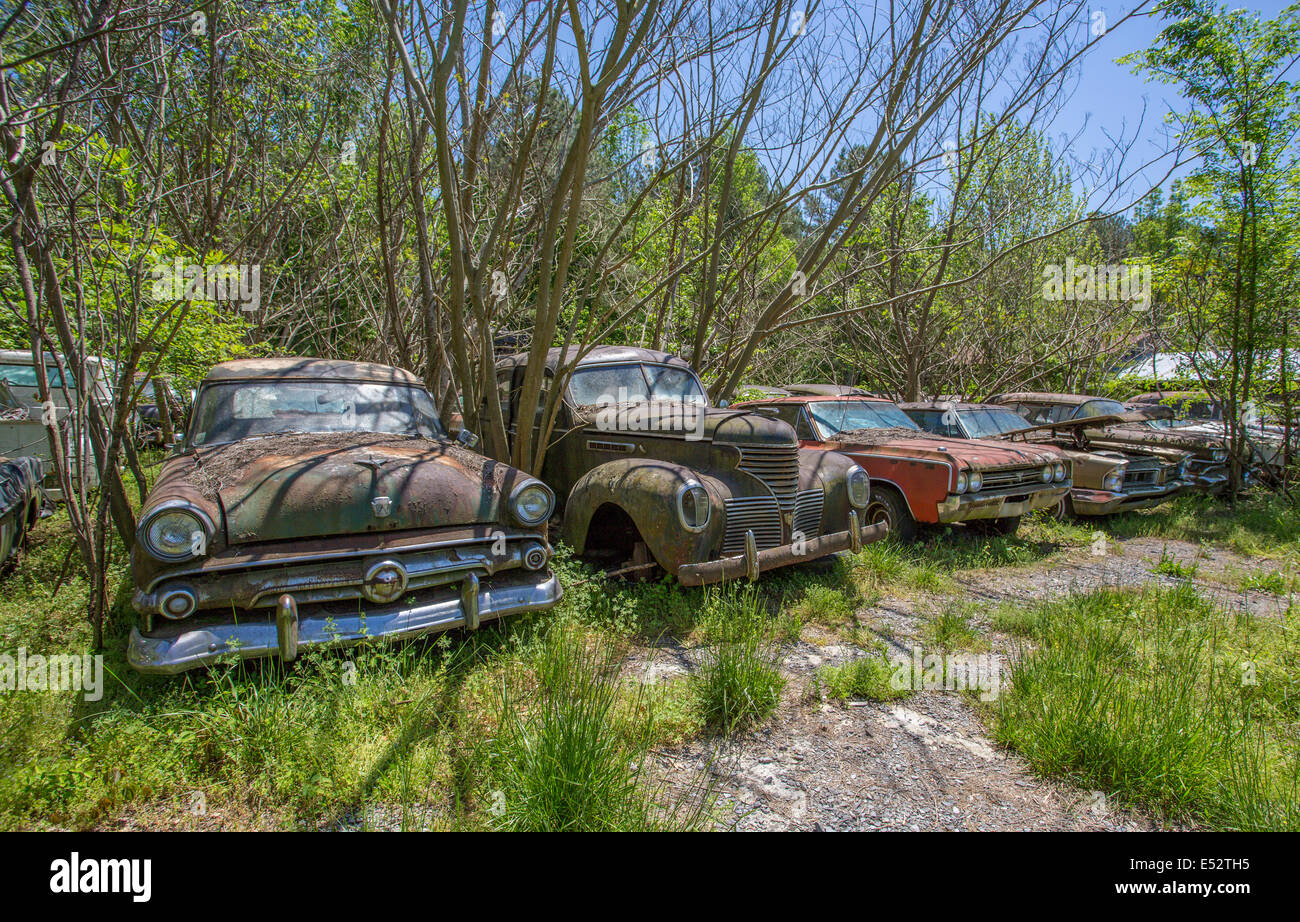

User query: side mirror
[457,428,481,451]
[717,399,730,408]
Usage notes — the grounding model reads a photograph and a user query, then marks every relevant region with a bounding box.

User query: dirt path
[653,534,1291,832]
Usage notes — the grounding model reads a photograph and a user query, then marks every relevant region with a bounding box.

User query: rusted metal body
[734,394,1071,539]
[901,401,1186,517]
[129,358,559,674]
[0,454,42,568]
[493,346,879,583]
[991,392,1230,494]
[1126,391,1296,475]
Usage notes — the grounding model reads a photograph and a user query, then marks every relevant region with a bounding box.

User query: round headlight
[677,482,711,531]
[846,466,869,508]
[1053,461,1067,481]
[955,471,968,494]
[967,470,982,493]
[1040,465,1053,482]
[510,481,554,526]
[1212,449,1227,462]
[140,504,211,561]
[1103,468,1124,491]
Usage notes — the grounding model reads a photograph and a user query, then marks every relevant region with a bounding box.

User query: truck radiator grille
[722,496,783,555]
[735,445,800,511]
[792,489,824,538]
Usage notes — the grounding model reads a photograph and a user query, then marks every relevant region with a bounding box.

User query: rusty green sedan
[129,358,560,674]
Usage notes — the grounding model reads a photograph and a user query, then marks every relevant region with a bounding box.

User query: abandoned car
[0,454,43,570]
[0,353,104,499]
[128,358,560,674]
[492,346,883,585]
[991,392,1230,494]
[733,394,1071,540]
[901,400,1186,517]
[1125,390,1293,479]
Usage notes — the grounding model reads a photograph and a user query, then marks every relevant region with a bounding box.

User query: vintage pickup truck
[991,392,1229,494]
[492,346,882,585]
[129,358,561,674]
[901,400,1186,517]
[732,393,1071,540]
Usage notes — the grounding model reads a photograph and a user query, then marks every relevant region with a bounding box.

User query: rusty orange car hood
[827,431,1060,470]
[181,432,513,544]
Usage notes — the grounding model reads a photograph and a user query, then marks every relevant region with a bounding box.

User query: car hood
[183,432,516,545]
[1089,423,1227,456]
[826,429,1060,469]
[576,402,795,446]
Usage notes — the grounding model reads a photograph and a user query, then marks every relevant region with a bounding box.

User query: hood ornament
[356,455,389,472]
[372,495,392,518]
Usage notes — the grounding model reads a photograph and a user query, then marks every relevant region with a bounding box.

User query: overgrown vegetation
[4,493,1298,829]
[994,584,1300,830]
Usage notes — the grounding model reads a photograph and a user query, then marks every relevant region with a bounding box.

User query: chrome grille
[979,466,1046,490]
[736,445,800,511]
[793,489,824,538]
[722,496,783,554]
[1124,459,1163,486]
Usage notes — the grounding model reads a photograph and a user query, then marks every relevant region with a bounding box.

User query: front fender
[799,448,867,533]
[561,459,735,572]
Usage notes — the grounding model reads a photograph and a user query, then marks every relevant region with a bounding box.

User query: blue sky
[1059,1,1295,206]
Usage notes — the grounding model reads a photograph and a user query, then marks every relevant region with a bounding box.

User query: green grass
[1239,568,1295,595]
[785,584,857,630]
[924,603,982,652]
[6,490,1299,829]
[690,587,786,734]
[1151,545,1200,580]
[816,653,912,702]
[1106,493,1300,560]
[0,514,717,830]
[993,584,1300,830]
[488,620,713,831]
[989,602,1042,637]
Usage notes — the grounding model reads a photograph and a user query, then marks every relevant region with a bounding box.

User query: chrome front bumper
[677,513,887,586]
[936,485,1069,523]
[1069,481,1185,516]
[129,570,562,675]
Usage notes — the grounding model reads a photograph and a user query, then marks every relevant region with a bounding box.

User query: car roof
[495,344,693,373]
[739,394,893,406]
[898,400,1007,412]
[782,383,871,397]
[991,392,1106,406]
[0,350,111,369]
[1126,391,1206,403]
[204,357,422,386]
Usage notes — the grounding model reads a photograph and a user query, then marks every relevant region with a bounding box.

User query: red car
[732,394,1071,540]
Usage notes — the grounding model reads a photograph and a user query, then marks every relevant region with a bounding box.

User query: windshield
[0,363,67,390]
[808,400,919,437]
[189,380,445,447]
[1075,398,1127,418]
[962,407,1034,438]
[567,362,707,406]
